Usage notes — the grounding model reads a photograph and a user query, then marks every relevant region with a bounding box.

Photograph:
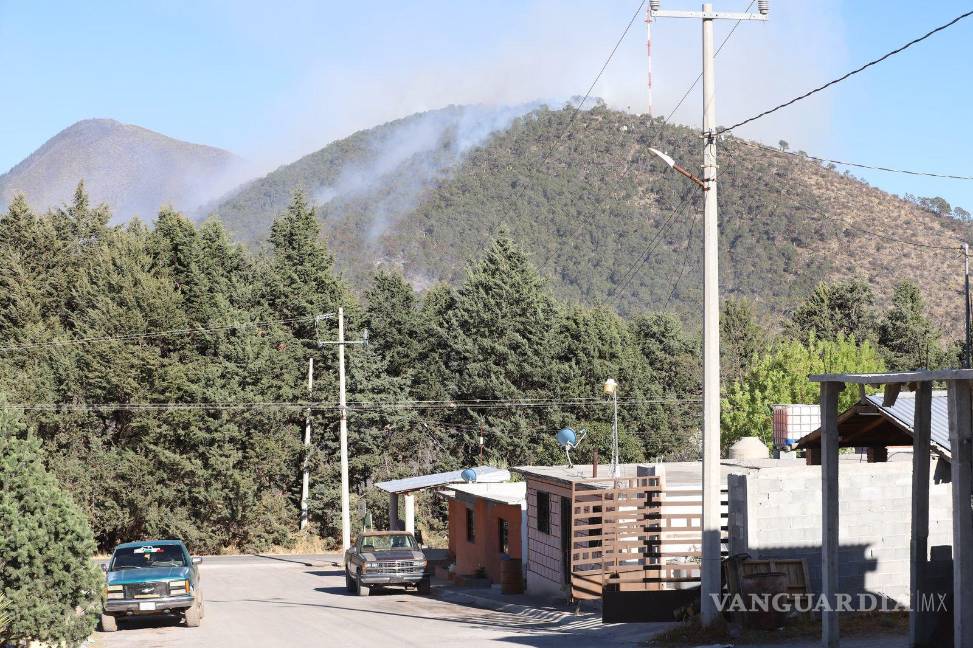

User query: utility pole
[965,243,972,369]
[300,357,313,530]
[337,309,350,552]
[649,0,768,626]
[320,307,368,551]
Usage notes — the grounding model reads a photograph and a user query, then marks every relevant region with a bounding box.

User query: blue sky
[0,0,970,211]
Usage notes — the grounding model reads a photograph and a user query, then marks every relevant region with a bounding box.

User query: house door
[560,495,572,584]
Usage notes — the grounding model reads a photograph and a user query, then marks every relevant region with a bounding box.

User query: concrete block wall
[525,482,567,598]
[727,459,953,605]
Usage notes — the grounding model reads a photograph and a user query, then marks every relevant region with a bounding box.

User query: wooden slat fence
[568,474,728,600]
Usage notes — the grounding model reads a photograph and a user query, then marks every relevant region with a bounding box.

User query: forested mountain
[0,119,247,222]
[213,104,969,332]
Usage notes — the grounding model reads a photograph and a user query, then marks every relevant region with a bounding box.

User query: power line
[0,314,335,354]
[719,9,973,134]
[663,210,701,311]
[537,0,646,167]
[1,396,703,413]
[715,144,962,253]
[740,139,973,181]
[599,2,755,298]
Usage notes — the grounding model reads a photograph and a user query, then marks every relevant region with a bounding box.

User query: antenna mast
[646,5,654,117]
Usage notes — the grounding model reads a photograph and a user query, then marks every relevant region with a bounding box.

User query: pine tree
[721,299,762,383]
[878,281,943,370]
[446,230,558,464]
[364,270,423,380]
[0,408,101,646]
[789,278,878,344]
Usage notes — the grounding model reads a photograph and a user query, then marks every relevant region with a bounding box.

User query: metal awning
[374,466,511,494]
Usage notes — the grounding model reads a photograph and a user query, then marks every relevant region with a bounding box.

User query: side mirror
[415,530,425,547]
[192,557,202,565]
[101,563,109,573]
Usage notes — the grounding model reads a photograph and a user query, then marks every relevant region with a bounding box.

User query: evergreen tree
[721,299,762,383]
[789,278,878,344]
[446,230,558,464]
[363,270,423,380]
[878,281,943,370]
[0,408,101,646]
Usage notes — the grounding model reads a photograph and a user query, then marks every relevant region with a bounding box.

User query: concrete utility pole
[320,307,368,551]
[300,357,313,530]
[649,0,768,626]
[337,309,351,551]
[965,243,971,369]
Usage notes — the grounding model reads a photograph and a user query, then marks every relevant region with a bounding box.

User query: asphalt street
[94,554,658,647]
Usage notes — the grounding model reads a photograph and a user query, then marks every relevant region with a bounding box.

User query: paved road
[94,554,660,647]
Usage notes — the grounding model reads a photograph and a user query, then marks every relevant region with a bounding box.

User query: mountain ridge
[211,104,970,334]
[1,118,248,222]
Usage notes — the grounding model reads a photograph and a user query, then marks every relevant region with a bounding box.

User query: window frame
[466,507,476,543]
[498,518,510,554]
[537,491,551,534]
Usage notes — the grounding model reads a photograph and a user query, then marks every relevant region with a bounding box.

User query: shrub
[0,421,102,646]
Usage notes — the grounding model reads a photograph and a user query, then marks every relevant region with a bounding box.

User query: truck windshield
[111,545,187,570]
[359,534,417,551]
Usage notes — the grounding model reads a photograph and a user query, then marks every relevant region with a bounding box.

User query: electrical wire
[536,0,647,168]
[740,139,973,181]
[1,396,703,413]
[0,314,336,354]
[715,142,965,253]
[595,1,756,297]
[662,210,701,311]
[719,9,973,134]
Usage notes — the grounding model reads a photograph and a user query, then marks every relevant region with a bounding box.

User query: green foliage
[721,335,885,450]
[878,281,943,371]
[0,408,101,646]
[721,299,762,383]
[789,278,878,344]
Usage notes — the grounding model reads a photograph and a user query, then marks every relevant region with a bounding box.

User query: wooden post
[820,381,842,648]
[910,381,932,646]
[948,380,973,648]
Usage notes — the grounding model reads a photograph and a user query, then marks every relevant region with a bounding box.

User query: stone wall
[727,458,953,605]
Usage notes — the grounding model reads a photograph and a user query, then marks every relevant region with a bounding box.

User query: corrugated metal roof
[864,391,951,457]
[374,466,511,494]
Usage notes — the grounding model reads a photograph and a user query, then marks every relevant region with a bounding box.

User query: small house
[439,482,526,585]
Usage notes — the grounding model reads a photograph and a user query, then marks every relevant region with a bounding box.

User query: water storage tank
[729,436,770,460]
[772,404,821,449]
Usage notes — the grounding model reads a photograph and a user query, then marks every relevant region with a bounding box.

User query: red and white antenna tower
[645,4,654,117]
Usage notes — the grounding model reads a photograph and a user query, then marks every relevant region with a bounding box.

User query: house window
[498,518,510,554]
[466,507,475,543]
[537,491,550,534]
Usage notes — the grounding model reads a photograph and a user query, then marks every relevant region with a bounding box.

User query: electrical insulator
[758,0,769,14]
[650,0,661,11]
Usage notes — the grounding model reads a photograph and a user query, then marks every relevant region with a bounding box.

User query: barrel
[500,558,524,594]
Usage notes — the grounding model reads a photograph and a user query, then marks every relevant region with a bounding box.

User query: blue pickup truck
[100,539,203,632]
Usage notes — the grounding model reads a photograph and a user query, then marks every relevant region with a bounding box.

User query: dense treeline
[0,184,955,560]
[0,184,705,554]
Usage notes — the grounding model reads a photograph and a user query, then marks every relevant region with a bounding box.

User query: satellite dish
[460,468,478,483]
[556,427,587,468]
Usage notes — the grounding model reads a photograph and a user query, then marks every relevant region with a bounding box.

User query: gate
[568,474,727,600]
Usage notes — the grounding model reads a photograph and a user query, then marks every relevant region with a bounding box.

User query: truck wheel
[417,577,431,595]
[356,572,370,597]
[100,613,118,632]
[185,602,202,627]
[345,570,356,593]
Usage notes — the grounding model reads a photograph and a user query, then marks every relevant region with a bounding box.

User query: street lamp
[603,378,620,477]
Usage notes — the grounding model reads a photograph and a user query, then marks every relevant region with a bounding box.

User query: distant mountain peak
[0,119,251,222]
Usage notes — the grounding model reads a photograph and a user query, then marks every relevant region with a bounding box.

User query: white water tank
[728,436,770,460]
